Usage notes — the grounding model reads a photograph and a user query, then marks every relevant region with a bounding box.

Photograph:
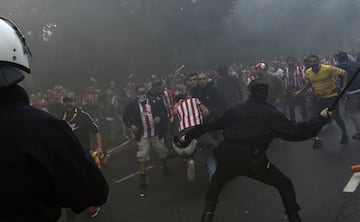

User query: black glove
[175,127,194,147]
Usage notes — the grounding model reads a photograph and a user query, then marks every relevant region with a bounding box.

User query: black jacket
[186,98,327,155]
[191,83,227,121]
[63,108,99,153]
[123,96,168,139]
[337,59,360,92]
[0,85,109,222]
[216,74,243,108]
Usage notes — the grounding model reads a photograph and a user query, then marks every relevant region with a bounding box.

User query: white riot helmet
[0,17,31,73]
[173,137,197,158]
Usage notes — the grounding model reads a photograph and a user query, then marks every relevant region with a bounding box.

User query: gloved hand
[176,128,194,147]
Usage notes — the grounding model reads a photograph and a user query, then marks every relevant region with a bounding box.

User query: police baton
[329,65,360,111]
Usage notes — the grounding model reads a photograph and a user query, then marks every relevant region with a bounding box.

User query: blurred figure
[192,73,227,121]
[123,84,172,189]
[191,72,226,180]
[62,95,105,218]
[104,80,121,146]
[0,17,108,221]
[82,77,101,119]
[273,60,284,78]
[302,57,313,120]
[246,63,257,84]
[256,62,286,113]
[216,65,244,109]
[284,57,307,122]
[148,79,177,158]
[336,52,360,139]
[294,54,349,148]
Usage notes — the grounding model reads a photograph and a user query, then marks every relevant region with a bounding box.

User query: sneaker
[201,211,214,222]
[139,174,148,189]
[187,160,196,182]
[162,166,173,176]
[312,139,323,149]
[88,206,101,218]
[341,134,349,144]
[353,133,360,140]
[160,159,173,176]
[287,213,302,222]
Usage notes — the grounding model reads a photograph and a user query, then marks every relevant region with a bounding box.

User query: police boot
[200,201,216,222]
[287,213,302,222]
[160,158,173,176]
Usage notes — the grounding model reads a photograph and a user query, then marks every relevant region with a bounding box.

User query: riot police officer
[0,17,108,221]
[179,79,332,222]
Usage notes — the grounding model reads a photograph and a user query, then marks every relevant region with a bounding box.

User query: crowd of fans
[28,50,360,149]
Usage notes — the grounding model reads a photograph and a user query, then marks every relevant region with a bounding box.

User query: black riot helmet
[248,79,269,101]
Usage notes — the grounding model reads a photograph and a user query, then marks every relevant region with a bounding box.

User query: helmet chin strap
[0,66,24,88]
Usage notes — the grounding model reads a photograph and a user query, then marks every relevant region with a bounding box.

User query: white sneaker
[187,160,195,182]
[88,206,101,218]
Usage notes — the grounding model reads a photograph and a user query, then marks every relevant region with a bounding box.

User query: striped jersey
[162,88,175,118]
[284,66,305,93]
[138,99,155,137]
[173,98,203,131]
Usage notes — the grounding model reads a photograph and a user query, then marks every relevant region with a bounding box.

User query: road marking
[115,165,155,184]
[107,139,134,154]
[343,172,360,192]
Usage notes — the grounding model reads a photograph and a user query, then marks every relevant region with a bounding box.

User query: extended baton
[329,65,360,111]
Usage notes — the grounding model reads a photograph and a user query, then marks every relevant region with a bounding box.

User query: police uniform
[182,79,329,222]
[0,85,109,221]
[0,17,108,222]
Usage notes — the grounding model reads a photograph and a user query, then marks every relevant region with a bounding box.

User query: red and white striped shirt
[162,88,175,118]
[284,66,305,93]
[139,99,155,137]
[173,98,203,131]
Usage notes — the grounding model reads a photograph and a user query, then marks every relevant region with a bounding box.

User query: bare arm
[199,103,209,118]
[95,132,103,152]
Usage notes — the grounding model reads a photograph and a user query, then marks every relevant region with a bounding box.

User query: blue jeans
[197,132,218,181]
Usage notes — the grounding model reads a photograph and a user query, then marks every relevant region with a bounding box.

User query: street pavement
[60,119,360,222]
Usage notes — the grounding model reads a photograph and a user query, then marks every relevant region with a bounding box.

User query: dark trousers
[312,97,347,134]
[206,146,300,216]
[287,94,306,122]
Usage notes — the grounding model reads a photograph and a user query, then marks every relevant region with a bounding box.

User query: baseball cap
[255,62,266,70]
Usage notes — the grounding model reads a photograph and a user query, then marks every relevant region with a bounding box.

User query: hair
[248,79,269,101]
[217,65,228,76]
[175,93,186,102]
[151,80,163,88]
[186,72,199,80]
[135,84,146,92]
[286,56,296,63]
[308,54,319,60]
[337,52,348,62]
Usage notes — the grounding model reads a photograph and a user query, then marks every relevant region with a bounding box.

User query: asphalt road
[59,119,360,222]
